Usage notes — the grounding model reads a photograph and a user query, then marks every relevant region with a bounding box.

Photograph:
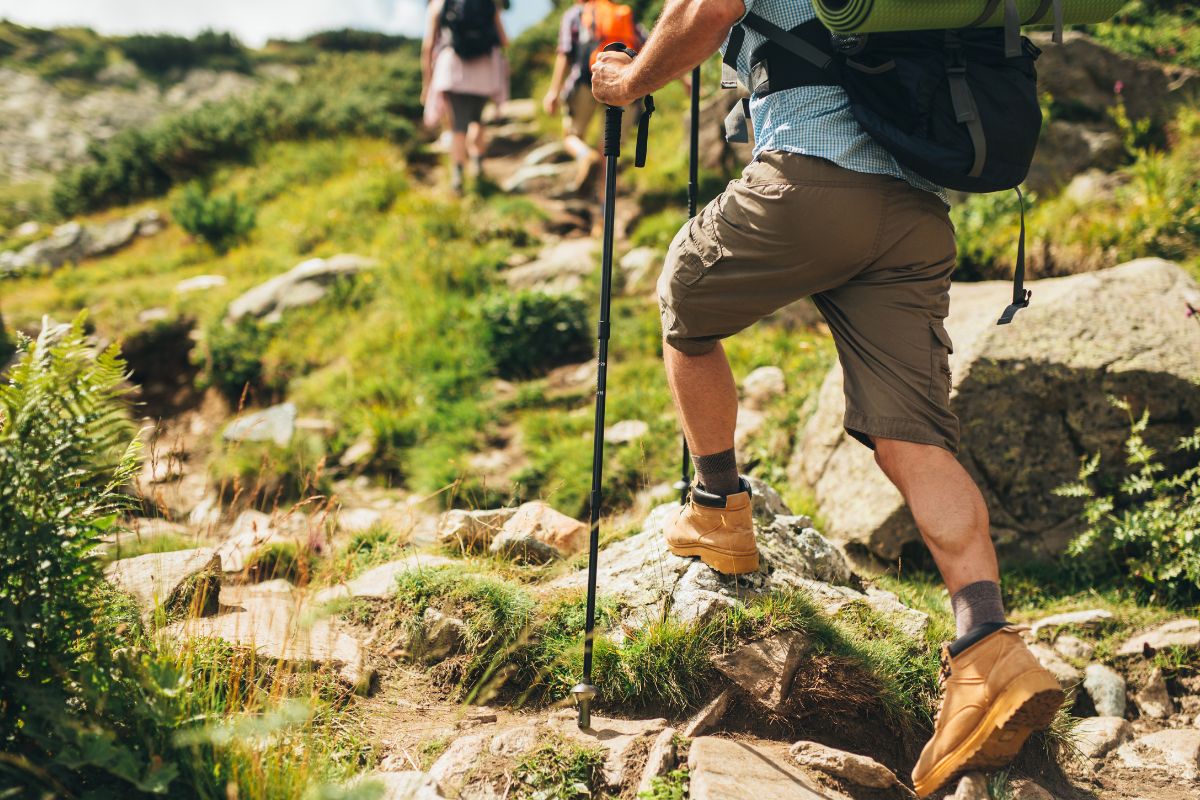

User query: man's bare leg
[873,438,1004,632]
[663,341,738,460]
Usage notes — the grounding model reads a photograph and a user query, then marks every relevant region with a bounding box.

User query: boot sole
[666,542,759,575]
[913,670,1064,798]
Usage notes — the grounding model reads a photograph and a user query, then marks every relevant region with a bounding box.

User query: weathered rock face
[793,260,1200,562]
[223,403,297,447]
[225,254,377,323]
[688,736,852,800]
[788,741,897,789]
[713,631,809,713]
[105,547,222,617]
[549,498,927,638]
[502,238,597,294]
[1027,31,1198,193]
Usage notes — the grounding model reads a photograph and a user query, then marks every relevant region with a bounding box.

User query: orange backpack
[578,0,641,71]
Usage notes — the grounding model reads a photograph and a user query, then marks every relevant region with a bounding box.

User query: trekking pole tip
[572,682,598,729]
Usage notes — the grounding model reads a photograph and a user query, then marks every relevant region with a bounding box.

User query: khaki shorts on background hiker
[659,150,960,452]
[563,84,639,140]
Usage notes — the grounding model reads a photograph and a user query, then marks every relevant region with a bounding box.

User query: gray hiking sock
[950,580,1007,639]
[691,448,740,496]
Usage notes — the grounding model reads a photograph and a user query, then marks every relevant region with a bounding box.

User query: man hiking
[590,0,1064,796]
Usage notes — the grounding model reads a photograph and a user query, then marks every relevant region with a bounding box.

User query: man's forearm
[623,0,744,98]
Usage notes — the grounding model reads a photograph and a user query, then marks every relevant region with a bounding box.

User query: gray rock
[412,607,466,664]
[547,711,668,789]
[742,366,786,410]
[688,736,851,800]
[789,741,896,789]
[520,141,569,167]
[952,772,990,800]
[358,771,434,800]
[1008,778,1056,800]
[222,403,297,447]
[0,221,85,273]
[169,593,373,691]
[764,516,852,586]
[681,689,733,738]
[214,510,296,573]
[745,476,794,523]
[426,732,489,797]
[487,529,561,564]
[226,254,377,323]
[1029,644,1082,690]
[1074,716,1133,759]
[636,727,678,796]
[502,238,597,294]
[619,246,661,290]
[713,630,809,713]
[549,498,923,637]
[1054,634,1095,662]
[1118,619,1200,656]
[1135,668,1174,720]
[1031,609,1114,638]
[488,723,541,757]
[315,555,456,603]
[500,162,575,195]
[175,274,228,294]
[1084,663,1127,718]
[794,260,1200,562]
[105,547,221,616]
[605,419,649,444]
[436,507,517,551]
[1116,729,1200,781]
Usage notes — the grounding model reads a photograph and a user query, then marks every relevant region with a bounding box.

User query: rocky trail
[10,45,1197,800]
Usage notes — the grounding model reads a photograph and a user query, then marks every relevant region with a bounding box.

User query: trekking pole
[675,66,702,505]
[574,43,653,731]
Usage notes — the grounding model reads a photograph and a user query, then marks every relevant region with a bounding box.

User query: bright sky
[0,0,552,46]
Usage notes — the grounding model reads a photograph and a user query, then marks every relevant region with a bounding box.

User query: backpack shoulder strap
[742,14,832,71]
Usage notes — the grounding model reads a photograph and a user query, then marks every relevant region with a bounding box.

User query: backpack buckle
[997,290,1031,325]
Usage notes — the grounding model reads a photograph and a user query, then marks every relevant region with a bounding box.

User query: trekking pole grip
[601,43,637,159]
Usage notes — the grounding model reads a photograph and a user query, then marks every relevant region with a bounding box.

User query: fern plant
[1056,397,1200,606]
[0,321,183,794]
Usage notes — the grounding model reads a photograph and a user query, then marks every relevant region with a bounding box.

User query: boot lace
[933,643,952,727]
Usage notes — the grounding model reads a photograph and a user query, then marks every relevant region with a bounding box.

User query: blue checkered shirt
[729,0,947,200]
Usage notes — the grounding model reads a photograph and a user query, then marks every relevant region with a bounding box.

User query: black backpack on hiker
[722,9,1057,324]
[441,0,500,60]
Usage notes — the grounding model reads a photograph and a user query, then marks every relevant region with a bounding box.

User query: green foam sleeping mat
[813,0,1125,34]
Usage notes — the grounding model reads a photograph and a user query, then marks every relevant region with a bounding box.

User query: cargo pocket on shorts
[672,201,727,288]
[929,321,954,402]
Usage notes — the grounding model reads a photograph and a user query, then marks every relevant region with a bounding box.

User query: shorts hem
[663,335,720,357]
[844,409,958,454]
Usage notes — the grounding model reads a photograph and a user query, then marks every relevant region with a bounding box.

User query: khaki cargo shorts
[659,150,960,452]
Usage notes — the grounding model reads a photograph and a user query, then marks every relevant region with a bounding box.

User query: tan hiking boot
[664,479,759,575]
[912,625,1065,798]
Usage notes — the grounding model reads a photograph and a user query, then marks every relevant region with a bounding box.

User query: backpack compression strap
[997,186,1031,325]
[967,0,1064,56]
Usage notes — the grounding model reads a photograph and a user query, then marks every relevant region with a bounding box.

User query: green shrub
[480,291,592,379]
[117,30,251,76]
[51,49,423,215]
[196,317,279,404]
[172,182,257,253]
[1057,398,1200,606]
[1090,2,1200,70]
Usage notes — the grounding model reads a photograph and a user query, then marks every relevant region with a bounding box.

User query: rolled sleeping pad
[813,0,1125,34]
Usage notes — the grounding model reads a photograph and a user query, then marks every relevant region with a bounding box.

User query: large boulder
[105,547,222,617]
[792,259,1200,563]
[502,238,597,295]
[226,254,377,323]
[548,498,927,637]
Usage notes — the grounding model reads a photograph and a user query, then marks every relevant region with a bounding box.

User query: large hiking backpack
[441,0,500,60]
[577,0,642,80]
[720,9,1080,324]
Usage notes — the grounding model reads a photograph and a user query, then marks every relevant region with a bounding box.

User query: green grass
[513,735,608,800]
[639,769,688,800]
[1089,2,1200,70]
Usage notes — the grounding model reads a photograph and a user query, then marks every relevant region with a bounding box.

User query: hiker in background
[543,0,648,196]
[591,0,1064,796]
[422,0,510,193]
